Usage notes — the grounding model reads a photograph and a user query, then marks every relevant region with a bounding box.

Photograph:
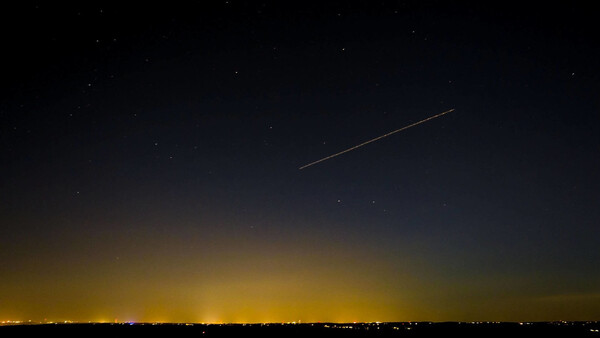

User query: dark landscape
[2,322,600,337]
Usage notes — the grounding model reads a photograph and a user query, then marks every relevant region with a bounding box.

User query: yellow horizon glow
[2,220,598,323]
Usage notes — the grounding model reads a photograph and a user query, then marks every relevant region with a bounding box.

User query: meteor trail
[299,108,454,170]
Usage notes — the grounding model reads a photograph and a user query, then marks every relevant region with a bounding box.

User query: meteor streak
[299,108,454,170]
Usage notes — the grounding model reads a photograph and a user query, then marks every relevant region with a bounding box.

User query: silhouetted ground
[1,322,599,337]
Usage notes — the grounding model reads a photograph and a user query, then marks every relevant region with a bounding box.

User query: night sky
[1,1,599,323]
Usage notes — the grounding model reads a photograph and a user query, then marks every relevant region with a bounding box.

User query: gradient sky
[1,1,599,323]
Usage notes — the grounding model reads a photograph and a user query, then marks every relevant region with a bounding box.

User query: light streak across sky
[299,109,455,170]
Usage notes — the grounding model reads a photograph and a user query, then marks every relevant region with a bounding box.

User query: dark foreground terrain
[1,322,599,338]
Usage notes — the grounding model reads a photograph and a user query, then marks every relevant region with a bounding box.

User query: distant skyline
[1,1,599,323]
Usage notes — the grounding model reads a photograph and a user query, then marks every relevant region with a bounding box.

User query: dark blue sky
[1,1,599,322]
